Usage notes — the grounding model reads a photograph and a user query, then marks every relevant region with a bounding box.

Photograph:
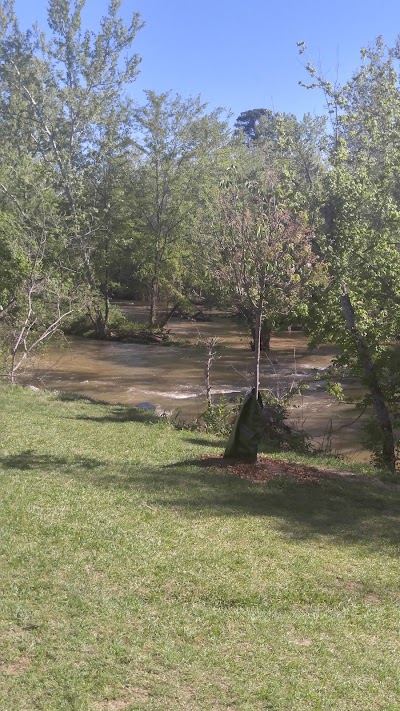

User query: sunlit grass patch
[1,385,400,710]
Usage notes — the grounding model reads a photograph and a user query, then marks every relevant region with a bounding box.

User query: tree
[301,38,400,471]
[0,0,143,338]
[234,108,269,142]
[0,155,75,382]
[213,166,320,397]
[129,90,230,329]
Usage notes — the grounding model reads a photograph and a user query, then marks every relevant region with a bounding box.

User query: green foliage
[0,0,143,338]
[66,305,145,339]
[186,385,312,451]
[234,108,328,213]
[196,401,240,435]
[63,312,94,337]
[129,90,230,327]
[234,108,269,141]
[300,37,400,470]
[260,388,311,453]
[175,400,240,436]
[362,416,398,471]
[106,307,143,337]
[0,215,29,306]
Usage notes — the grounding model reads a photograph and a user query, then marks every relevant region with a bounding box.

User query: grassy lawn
[1,385,399,710]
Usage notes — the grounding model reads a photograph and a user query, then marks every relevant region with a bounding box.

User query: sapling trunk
[254,298,263,399]
[149,274,158,330]
[202,336,220,407]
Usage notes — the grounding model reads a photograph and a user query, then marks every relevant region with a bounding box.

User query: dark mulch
[199,454,400,489]
[199,455,324,485]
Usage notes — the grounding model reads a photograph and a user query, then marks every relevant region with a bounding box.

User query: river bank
[19,301,368,461]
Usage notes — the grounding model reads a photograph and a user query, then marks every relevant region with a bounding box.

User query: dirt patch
[199,454,400,489]
[0,656,30,675]
[95,688,149,710]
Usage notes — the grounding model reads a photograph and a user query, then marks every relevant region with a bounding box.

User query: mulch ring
[199,455,400,489]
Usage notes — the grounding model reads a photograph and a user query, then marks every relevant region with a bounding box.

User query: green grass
[1,385,400,710]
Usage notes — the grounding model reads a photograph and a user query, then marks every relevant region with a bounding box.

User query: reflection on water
[23,302,369,462]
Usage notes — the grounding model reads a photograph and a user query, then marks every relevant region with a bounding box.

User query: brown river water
[23,301,369,462]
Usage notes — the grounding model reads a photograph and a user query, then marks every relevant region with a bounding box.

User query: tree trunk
[261,318,271,351]
[95,311,107,340]
[156,302,180,330]
[149,274,158,330]
[103,235,110,328]
[10,351,17,385]
[254,298,263,399]
[86,305,107,339]
[251,319,271,352]
[340,292,396,471]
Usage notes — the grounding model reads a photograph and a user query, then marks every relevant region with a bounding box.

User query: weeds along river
[22,301,369,462]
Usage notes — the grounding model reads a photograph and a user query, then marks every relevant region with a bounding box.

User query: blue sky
[14,0,400,122]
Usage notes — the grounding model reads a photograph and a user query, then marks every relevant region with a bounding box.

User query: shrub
[259,388,311,453]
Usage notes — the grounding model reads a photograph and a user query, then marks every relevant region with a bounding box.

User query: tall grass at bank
[0,385,399,710]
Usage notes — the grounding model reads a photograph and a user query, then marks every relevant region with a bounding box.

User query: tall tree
[0,153,76,381]
[302,38,400,470]
[235,107,328,220]
[234,108,268,142]
[0,0,143,338]
[129,90,230,329]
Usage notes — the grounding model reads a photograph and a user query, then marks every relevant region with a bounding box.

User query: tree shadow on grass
[55,392,225,429]
[185,437,225,448]
[73,407,162,424]
[56,392,110,405]
[1,449,399,549]
[0,449,103,473]
[121,458,400,548]
[56,393,162,424]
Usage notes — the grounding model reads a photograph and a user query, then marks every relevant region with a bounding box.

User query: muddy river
[23,302,368,462]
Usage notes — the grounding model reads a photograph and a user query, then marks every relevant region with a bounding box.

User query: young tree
[213,167,320,397]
